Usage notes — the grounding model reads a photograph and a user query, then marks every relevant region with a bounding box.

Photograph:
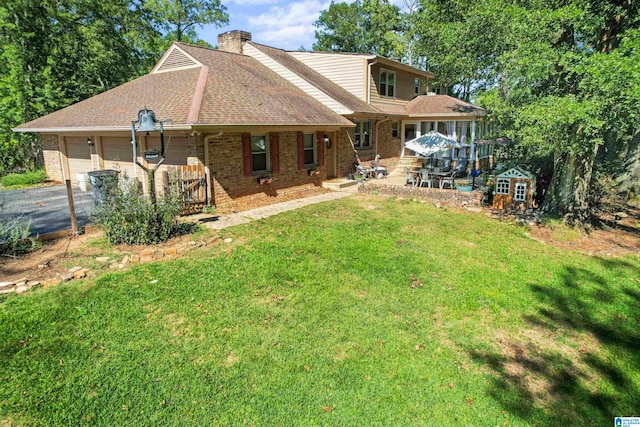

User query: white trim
[151,44,203,74]
[13,125,193,133]
[379,68,396,98]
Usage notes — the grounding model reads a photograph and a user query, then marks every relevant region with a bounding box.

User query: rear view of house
[14,30,486,211]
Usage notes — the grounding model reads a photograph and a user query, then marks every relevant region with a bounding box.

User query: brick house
[14,30,485,211]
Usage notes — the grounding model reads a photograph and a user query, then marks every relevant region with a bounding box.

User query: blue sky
[199,0,334,51]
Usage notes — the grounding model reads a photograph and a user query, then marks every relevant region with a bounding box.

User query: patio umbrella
[404,131,460,158]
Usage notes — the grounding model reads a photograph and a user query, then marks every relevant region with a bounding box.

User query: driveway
[0,184,95,237]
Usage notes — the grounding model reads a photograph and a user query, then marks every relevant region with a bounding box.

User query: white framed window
[514,182,527,201]
[496,178,510,195]
[303,133,316,166]
[355,121,371,148]
[391,122,399,138]
[379,69,395,98]
[251,134,269,173]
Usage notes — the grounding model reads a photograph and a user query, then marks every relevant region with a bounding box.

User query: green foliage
[92,176,186,245]
[146,0,228,43]
[313,0,404,57]
[0,215,35,256]
[0,198,638,424]
[0,169,47,188]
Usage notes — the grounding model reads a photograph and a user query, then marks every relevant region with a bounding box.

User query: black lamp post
[131,107,170,204]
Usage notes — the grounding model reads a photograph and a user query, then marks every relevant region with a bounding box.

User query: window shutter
[270,133,280,174]
[316,131,324,167]
[242,133,252,177]
[297,131,305,170]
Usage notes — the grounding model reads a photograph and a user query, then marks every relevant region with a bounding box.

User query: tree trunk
[543,143,599,225]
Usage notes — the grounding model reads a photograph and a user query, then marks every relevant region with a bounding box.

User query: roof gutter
[12,125,194,133]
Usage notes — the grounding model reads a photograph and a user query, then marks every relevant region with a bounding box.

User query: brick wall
[207,131,329,211]
[41,134,63,182]
[359,183,483,207]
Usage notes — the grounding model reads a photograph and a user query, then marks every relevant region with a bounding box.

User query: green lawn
[1,196,639,426]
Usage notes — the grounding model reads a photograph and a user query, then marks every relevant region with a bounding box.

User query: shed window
[496,178,510,195]
[514,182,527,201]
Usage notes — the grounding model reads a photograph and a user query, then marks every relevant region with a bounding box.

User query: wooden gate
[174,165,207,214]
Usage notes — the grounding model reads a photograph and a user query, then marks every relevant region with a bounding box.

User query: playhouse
[492,167,536,210]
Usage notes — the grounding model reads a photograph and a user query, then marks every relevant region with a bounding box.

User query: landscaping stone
[165,248,177,257]
[0,287,15,295]
[27,281,41,288]
[139,250,154,263]
[61,273,74,281]
[95,256,111,263]
[14,281,27,288]
[69,266,83,273]
[224,238,233,243]
[43,278,62,288]
[0,282,14,290]
[131,254,140,264]
[38,264,48,269]
[614,211,629,219]
[121,255,131,266]
[73,269,87,279]
[14,286,29,294]
[152,249,164,260]
[109,262,119,269]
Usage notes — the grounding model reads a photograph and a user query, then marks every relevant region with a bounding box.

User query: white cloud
[248,0,332,50]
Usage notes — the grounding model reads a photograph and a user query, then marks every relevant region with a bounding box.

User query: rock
[466,207,482,213]
[37,264,48,269]
[152,249,164,260]
[121,255,131,266]
[14,281,27,288]
[73,269,87,279]
[61,273,74,281]
[188,241,197,246]
[27,281,41,288]
[95,256,111,263]
[14,286,29,294]
[614,211,629,219]
[224,238,233,243]
[164,248,177,257]
[69,266,83,273]
[11,278,27,286]
[108,262,119,269]
[139,250,154,263]
[0,287,16,295]
[130,254,140,264]
[0,282,14,290]
[209,236,220,244]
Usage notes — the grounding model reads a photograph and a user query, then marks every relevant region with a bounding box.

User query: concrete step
[322,179,358,190]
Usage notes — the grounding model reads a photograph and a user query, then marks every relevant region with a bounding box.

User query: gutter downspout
[203,128,223,206]
[374,116,390,158]
[367,60,378,104]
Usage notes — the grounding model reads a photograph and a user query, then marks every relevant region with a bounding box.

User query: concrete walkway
[194,191,353,230]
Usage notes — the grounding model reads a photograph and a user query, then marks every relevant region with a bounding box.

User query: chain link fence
[0,184,95,237]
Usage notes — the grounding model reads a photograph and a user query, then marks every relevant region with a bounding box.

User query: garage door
[65,136,93,179]
[148,137,188,191]
[102,137,137,179]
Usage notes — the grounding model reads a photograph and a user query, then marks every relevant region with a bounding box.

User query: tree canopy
[0,0,227,176]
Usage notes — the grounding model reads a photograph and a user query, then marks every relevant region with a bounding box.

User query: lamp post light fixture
[131,107,171,204]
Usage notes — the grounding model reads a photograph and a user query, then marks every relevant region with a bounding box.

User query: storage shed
[492,167,536,210]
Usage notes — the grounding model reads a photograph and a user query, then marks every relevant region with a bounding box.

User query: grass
[0,169,47,188]
[0,195,639,426]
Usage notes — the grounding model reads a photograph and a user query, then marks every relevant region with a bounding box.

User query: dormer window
[379,69,395,98]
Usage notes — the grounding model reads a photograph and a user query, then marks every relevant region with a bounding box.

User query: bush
[1,169,48,187]
[92,175,191,245]
[0,215,36,256]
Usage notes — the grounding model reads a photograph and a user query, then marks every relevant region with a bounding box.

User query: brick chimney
[217,30,252,54]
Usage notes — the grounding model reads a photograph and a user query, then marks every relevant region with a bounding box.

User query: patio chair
[403,167,417,187]
[440,171,456,189]
[419,169,434,188]
[452,159,469,178]
[370,160,387,179]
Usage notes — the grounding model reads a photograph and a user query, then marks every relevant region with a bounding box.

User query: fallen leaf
[448,383,455,389]
[304,365,311,371]
[466,397,473,407]
[322,406,332,412]
[414,344,424,351]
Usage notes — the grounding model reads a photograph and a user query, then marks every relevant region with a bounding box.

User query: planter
[456,185,473,192]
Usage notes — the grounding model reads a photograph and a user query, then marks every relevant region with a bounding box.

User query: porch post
[470,120,476,166]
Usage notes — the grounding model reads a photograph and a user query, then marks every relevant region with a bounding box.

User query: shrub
[0,215,36,256]
[1,169,48,187]
[92,175,193,245]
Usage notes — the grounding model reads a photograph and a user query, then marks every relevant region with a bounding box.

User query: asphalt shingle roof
[16,42,353,131]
